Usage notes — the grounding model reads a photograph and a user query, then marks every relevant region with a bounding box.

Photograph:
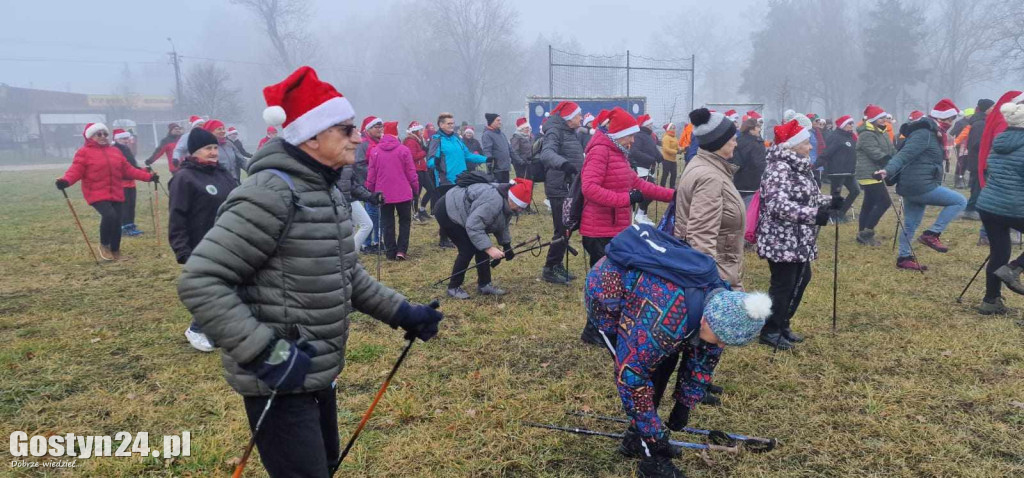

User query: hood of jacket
[992,127,1024,155]
[247,138,335,189]
[766,144,812,174]
[377,134,400,152]
[904,116,939,137]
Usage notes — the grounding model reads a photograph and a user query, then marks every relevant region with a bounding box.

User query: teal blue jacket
[426,131,487,186]
[884,118,945,197]
[977,128,1024,218]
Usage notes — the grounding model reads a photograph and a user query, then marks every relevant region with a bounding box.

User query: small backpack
[527,137,546,183]
[744,190,761,244]
[561,172,584,233]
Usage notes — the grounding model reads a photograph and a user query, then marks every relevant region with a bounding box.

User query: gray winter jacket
[480,127,519,173]
[337,164,374,203]
[510,132,534,165]
[177,141,406,397]
[540,114,586,198]
[217,140,247,183]
[443,183,512,250]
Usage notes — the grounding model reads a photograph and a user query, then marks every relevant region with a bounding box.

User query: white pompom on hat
[1001,102,1024,128]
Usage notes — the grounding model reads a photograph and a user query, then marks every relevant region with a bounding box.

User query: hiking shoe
[439,239,456,249]
[619,427,681,459]
[897,256,928,271]
[918,232,948,253]
[542,267,570,284]
[700,393,721,406]
[994,264,1024,295]
[446,287,470,300]
[478,283,507,296]
[637,455,685,478]
[395,252,408,261]
[554,264,576,281]
[782,328,805,343]
[759,332,793,350]
[977,236,990,247]
[961,210,980,221]
[634,210,655,226]
[98,245,115,262]
[185,328,214,352]
[857,229,881,247]
[580,321,609,348]
[706,383,724,395]
[978,296,1010,315]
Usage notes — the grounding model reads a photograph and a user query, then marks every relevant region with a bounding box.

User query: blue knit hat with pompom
[703,290,772,346]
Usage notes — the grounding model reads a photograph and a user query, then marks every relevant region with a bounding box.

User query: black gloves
[392,301,444,342]
[667,402,691,431]
[559,162,577,175]
[829,195,844,211]
[149,172,160,183]
[814,208,831,226]
[628,189,645,205]
[241,339,314,391]
[144,157,155,166]
[502,243,515,261]
[372,192,385,205]
[55,179,70,190]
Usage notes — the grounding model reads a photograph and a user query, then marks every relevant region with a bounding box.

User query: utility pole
[167,37,183,113]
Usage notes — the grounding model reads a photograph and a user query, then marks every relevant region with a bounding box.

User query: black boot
[699,393,721,406]
[637,455,685,478]
[580,321,609,348]
[781,328,804,343]
[620,427,681,459]
[759,332,794,350]
[706,383,724,395]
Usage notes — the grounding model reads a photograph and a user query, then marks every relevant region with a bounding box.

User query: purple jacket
[366,135,419,204]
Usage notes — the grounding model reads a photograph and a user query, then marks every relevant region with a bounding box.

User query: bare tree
[861,0,926,119]
[924,0,1002,100]
[182,63,243,121]
[993,3,1024,79]
[230,0,315,71]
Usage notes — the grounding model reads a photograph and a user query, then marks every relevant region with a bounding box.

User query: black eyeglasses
[94,132,109,137]
[333,124,357,137]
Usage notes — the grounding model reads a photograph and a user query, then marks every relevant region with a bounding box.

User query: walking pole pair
[60,189,99,264]
[431,235,545,286]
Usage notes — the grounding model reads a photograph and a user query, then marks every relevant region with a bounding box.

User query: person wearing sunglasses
[177,67,443,476]
[56,123,159,261]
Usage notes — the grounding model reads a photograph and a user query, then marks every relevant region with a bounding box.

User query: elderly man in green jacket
[177,66,443,477]
[875,99,967,271]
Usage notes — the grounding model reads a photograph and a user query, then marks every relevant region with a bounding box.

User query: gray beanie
[690,108,737,152]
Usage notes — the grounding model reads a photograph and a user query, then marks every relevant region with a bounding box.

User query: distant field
[1,166,1022,477]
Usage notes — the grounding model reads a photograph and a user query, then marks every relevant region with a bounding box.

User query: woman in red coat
[404,121,433,221]
[56,123,157,261]
[580,108,675,267]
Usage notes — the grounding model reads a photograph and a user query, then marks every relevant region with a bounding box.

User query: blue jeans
[898,186,967,257]
[363,203,380,247]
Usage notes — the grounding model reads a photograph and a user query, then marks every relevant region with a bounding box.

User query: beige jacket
[674,148,746,290]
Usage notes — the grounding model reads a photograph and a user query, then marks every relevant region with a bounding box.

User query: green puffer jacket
[177,141,406,397]
[883,118,945,197]
[977,128,1024,219]
[854,122,896,181]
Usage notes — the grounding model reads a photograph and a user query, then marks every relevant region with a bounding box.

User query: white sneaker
[543,199,552,211]
[184,328,214,352]
[634,211,655,226]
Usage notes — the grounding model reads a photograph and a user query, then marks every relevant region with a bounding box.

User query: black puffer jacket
[177,140,406,397]
[820,128,857,176]
[964,112,987,173]
[732,132,767,194]
[167,160,237,263]
[337,164,374,203]
[540,114,586,198]
[628,126,661,170]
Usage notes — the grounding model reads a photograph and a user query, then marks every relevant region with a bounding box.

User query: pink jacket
[580,131,674,238]
[366,135,419,204]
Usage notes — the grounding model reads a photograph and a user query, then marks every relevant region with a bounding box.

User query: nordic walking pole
[523,422,740,454]
[231,389,278,478]
[375,196,384,280]
[956,255,990,304]
[832,193,841,334]
[565,411,778,451]
[61,189,99,264]
[150,181,160,245]
[431,236,572,286]
[336,300,440,471]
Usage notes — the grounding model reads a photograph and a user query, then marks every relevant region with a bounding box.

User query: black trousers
[979,210,1024,301]
[652,352,680,409]
[637,176,654,213]
[417,170,435,210]
[659,161,678,189]
[436,199,491,289]
[546,197,567,268]
[966,168,982,212]
[583,236,612,268]
[382,201,412,258]
[764,261,812,335]
[858,182,891,231]
[91,200,124,252]
[121,187,137,225]
[828,175,860,218]
[512,161,528,181]
[243,387,339,478]
[493,170,510,184]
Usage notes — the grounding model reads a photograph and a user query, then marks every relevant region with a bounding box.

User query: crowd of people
[51,62,1023,477]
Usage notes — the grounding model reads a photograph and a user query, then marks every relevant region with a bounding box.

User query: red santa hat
[606,107,640,140]
[383,121,399,137]
[462,127,474,136]
[663,122,675,132]
[774,119,811,148]
[863,104,887,123]
[226,127,239,136]
[594,109,612,128]
[112,128,131,140]
[636,114,654,128]
[930,98,959,119]
[267,126,278,135]
[835,115,854,129]
[582,113,595,127]
[515,117,529,130]
[552,101,582,120]
[189,115,205,127]
[203,119,225,132]
[508,177,534,208]
[908,110,924,122]
[83,122,109,139]
[360,116,383,132]
[743,110,762,122]
[724,109,739,121]
[407,121,424,133]
[262,66,356,145]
